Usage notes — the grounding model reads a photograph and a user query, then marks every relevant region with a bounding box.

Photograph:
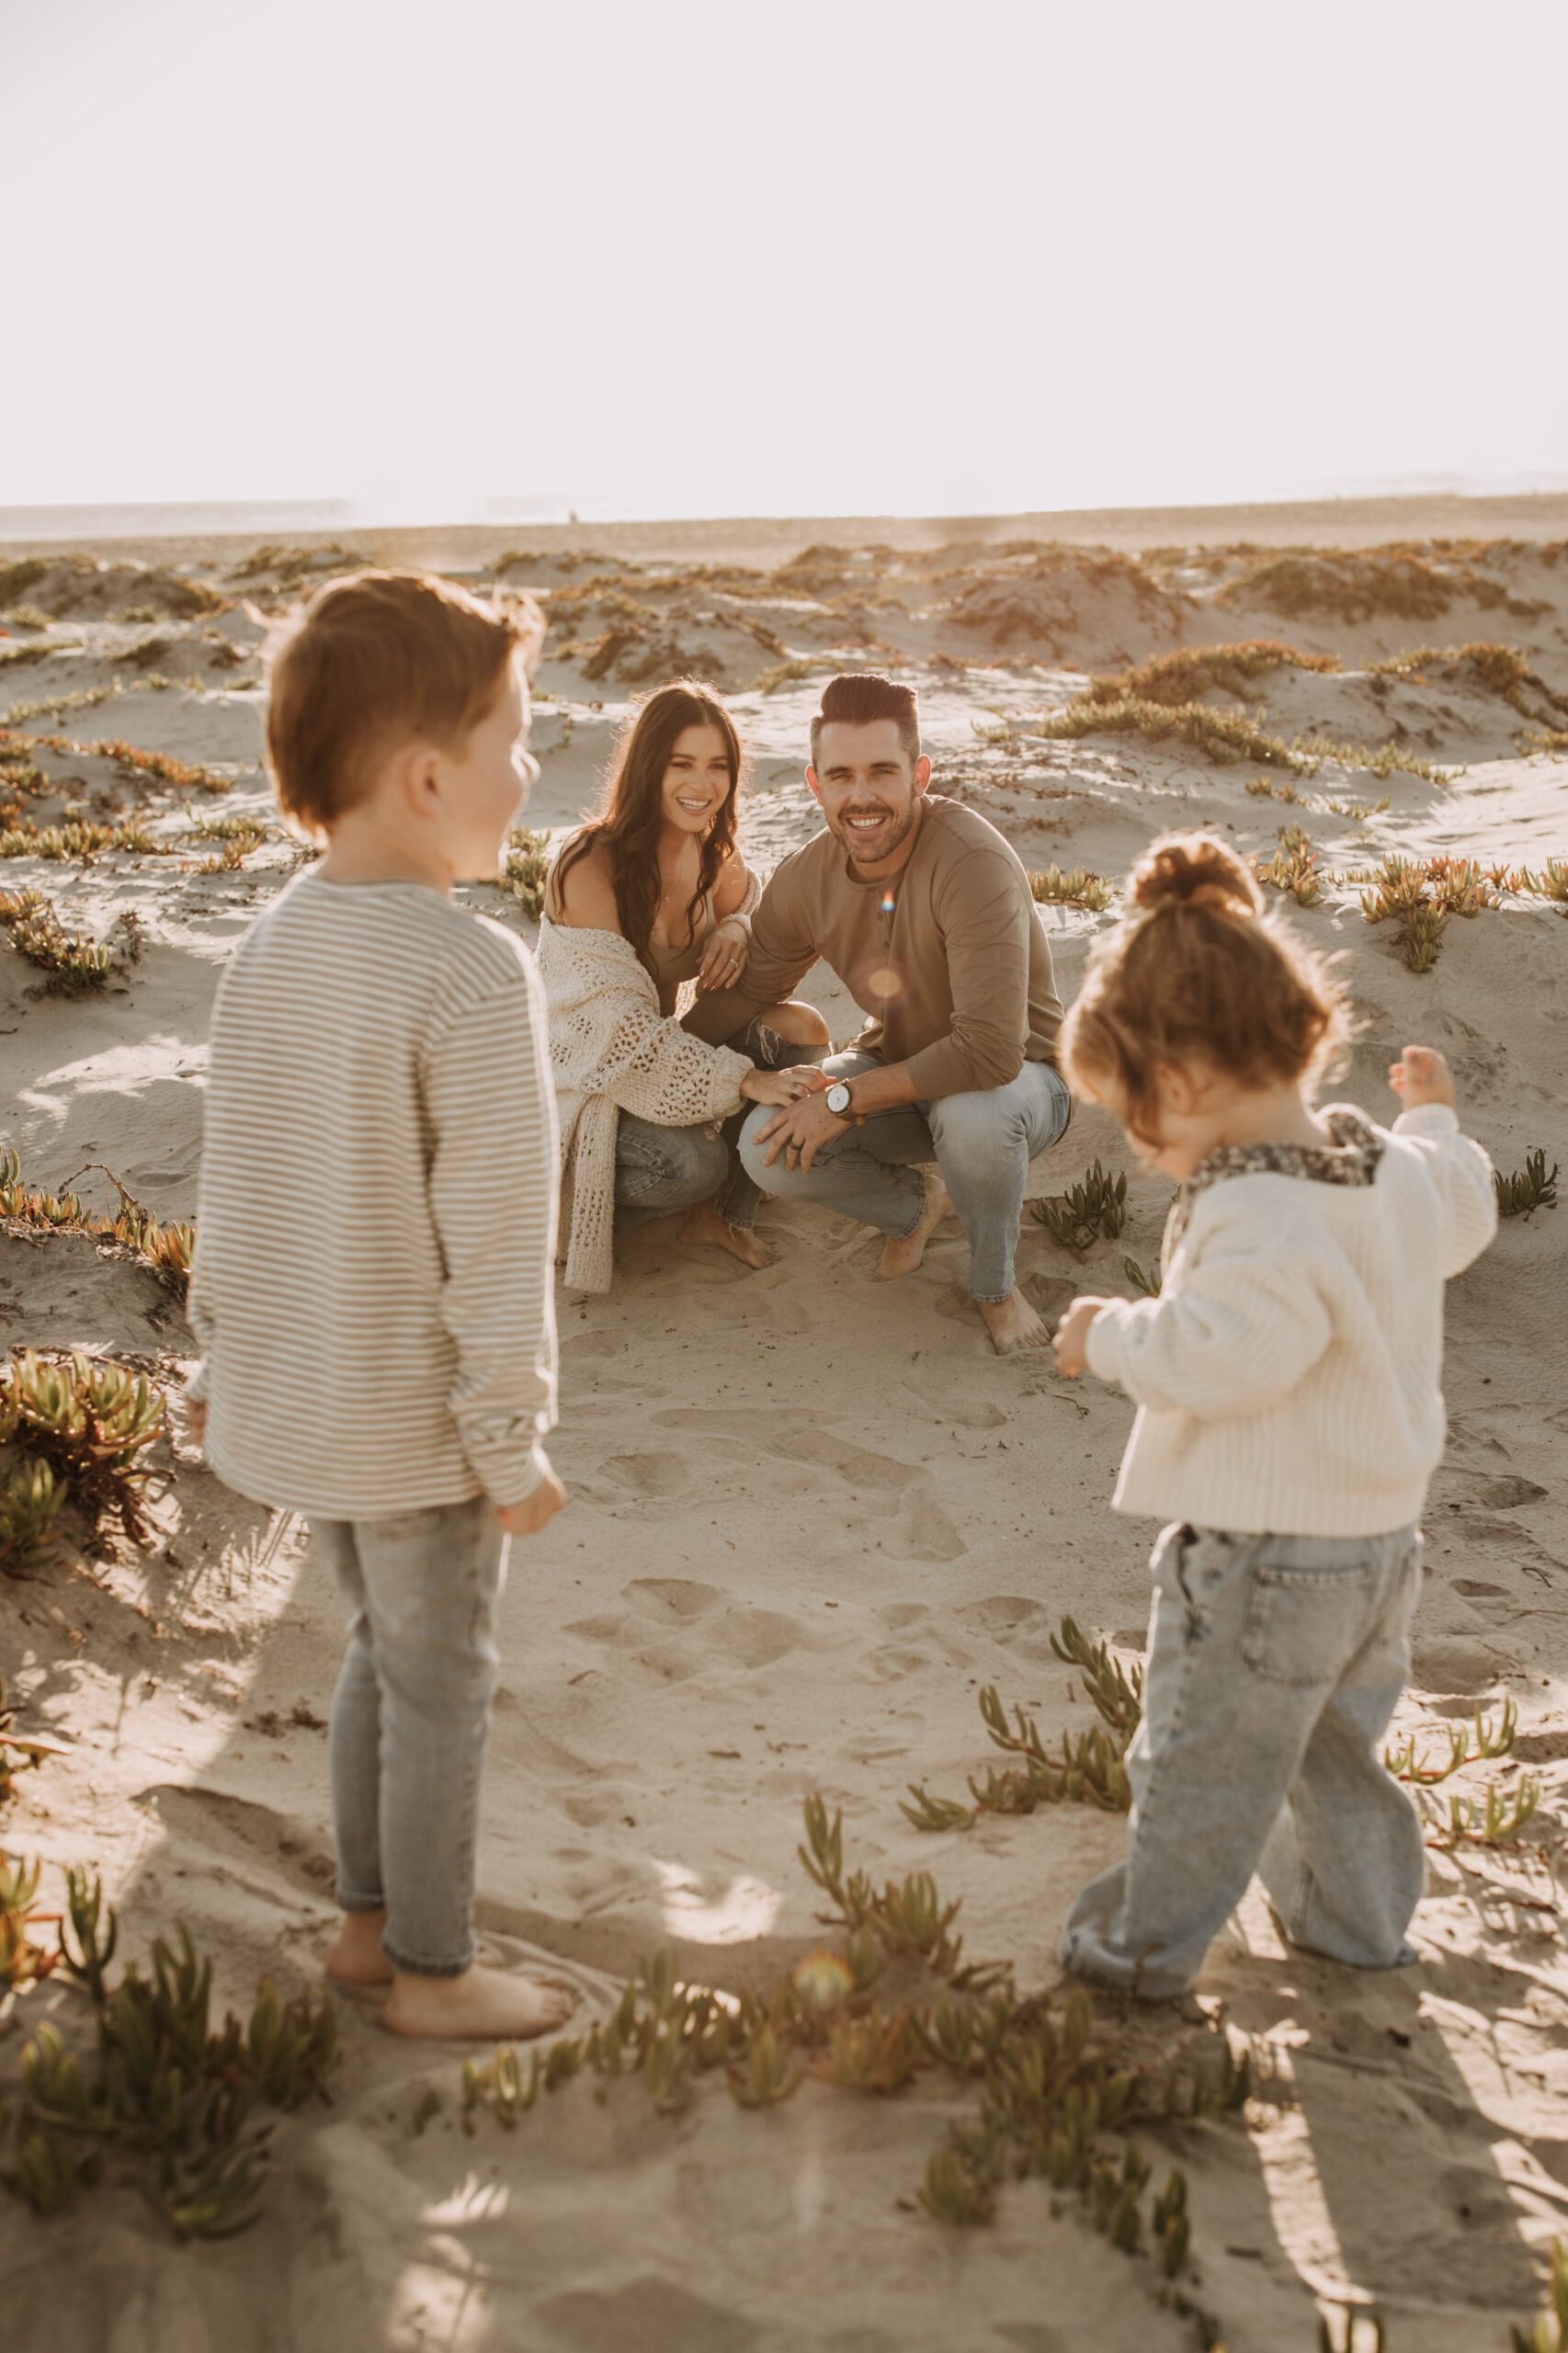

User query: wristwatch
[825,1081,855,1120]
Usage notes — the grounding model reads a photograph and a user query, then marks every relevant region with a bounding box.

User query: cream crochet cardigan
[538,873,760,1293]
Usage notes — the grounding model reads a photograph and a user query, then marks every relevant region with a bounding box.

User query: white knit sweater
[537,881,759,1293]
[1085,1104,1496,1537]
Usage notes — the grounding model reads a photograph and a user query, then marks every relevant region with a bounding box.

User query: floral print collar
[1165,1104,1386,1255]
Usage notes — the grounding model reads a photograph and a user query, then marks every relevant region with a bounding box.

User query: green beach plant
[0,892,112,992]
[0,1348,166,1563]
[1028,864,1111,912]
[1494,1151,1559,1218]
[497,826,551,917]
[1032,1161,1128,1252]
[1,1869,337,2236]
[462,1793,1255,2305]
[1514,2239,1568,2353]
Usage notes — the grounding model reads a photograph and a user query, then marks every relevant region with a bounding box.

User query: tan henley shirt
[683,795,1062,1097]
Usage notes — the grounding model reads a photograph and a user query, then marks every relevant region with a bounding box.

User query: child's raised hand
[497,1460,567,1537]
[1051,1296,1108,1379]
[1389,1045,1455,1110]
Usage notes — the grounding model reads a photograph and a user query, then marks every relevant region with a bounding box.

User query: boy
[187,569,572,2040]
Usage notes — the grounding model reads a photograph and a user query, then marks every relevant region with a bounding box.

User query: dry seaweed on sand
[0,1868,336,2235]
[1031,1161,1128,1252]
[1081,641,1339,710]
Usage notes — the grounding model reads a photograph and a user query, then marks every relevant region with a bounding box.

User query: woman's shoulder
[549,833,622,931]
[712,847,753,918]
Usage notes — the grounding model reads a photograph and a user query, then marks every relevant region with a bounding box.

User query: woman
[540,678,829,1291]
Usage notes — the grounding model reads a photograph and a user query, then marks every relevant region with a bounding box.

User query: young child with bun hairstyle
[1050,831,1496,1996]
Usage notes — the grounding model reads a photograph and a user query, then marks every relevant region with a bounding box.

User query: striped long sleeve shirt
[187,872,558,1518]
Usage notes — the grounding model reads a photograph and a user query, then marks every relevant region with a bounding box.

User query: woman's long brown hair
[551,678,742,974]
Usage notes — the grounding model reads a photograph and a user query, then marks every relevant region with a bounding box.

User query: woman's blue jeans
[614,1018,828,1234]
[312,1495,506,1977]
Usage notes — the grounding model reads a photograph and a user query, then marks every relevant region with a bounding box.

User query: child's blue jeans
[310,1496,506,1977]
[1059,1520,1426,1998]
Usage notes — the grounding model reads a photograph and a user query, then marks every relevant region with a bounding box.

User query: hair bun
[1129,832,1261,917]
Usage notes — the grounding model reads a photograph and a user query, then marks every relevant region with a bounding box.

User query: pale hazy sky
[8,0,1567,521]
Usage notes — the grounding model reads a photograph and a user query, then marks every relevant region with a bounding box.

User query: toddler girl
[1051,832,1496,1995]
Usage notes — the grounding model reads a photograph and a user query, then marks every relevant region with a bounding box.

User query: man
[682,672,1071,1352]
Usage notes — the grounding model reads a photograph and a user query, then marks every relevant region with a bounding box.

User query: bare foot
[680,1202,778,1269]
[876,1174,952,1280]
[326,1911,394,1988]
[384,1963,578,2042]
[978,1288,1050,1355]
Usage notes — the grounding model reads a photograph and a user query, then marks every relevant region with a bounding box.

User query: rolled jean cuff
[381,1930,476,1980]
[336,1884,386,1916]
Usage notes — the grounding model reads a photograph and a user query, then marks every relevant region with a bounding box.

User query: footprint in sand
[623,1576,724,1620]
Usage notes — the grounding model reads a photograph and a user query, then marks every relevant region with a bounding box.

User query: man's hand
[1051,1296,1109,1379]
[186,1396,208,1450]
[697,917,751,992]
[752,1092,848,1173]
[496,1460,567,1537]
[1389,1044,1455,1110]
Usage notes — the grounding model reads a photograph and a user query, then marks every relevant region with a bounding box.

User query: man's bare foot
[384,1963,578,2042]
[680,1202,778,1268]
[978,1288,1050,1355]
[876,1174,952,1280]
[326,1911,393,1987]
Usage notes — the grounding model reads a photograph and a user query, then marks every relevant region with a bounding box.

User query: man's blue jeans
[736,1051,1071,1302]
[1059,1521,1426,1998]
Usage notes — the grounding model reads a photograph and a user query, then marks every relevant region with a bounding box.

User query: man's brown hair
[265,568,537,834]
[810,672,920,768]
[1060,832,1352,1139]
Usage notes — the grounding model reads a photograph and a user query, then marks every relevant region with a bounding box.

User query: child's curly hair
[1060,832,1352,1138]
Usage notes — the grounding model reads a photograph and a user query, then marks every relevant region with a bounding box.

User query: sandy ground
[2,506,1567,2352]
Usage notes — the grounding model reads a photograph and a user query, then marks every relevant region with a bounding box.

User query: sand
[2,505,1567,2351]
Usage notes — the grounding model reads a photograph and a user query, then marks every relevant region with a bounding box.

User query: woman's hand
[699,917,751,993]
[739,1063,828,1108]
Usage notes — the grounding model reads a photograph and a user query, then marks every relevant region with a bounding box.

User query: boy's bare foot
[384,1963,578,2042]
[326,1911,394,1987]
[876,1174,952,1279]
[978,1288,1050,1355]
[680,1202,778,1268]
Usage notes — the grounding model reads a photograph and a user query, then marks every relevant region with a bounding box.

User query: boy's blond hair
[265,568,538,834]
[1061,832,1352,1137]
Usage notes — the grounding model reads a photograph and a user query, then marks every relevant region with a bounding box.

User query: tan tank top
[647,889,718,1017]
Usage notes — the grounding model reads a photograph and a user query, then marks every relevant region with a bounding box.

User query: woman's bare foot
[384,1963,578,2042]
[680,1202,778,1268]
[876,1174,952,1279]
[326,1911,394,1987]
[977,1288,1050,1355]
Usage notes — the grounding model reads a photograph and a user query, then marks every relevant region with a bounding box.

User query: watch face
[827,1084,850,1114]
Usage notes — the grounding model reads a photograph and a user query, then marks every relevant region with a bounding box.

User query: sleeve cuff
[483,1441,547,1510]
[1392,1103,1460,1136]
[1085,1301,1134,1385]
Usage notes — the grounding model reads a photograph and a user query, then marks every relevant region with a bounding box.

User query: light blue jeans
[615,1017,829,1235]
[1059,1521,1426,1998]
[736,1051,1072,1301]
[311,1496,507,1977]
